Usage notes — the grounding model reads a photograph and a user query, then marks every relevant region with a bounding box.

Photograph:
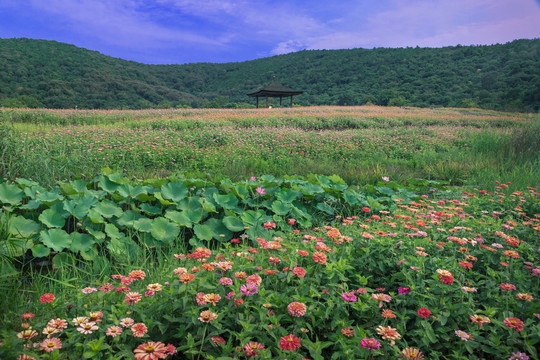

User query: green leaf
[94,201,123,219]
[165,210,192,227]
[222,216,245,232]
[31,244,51,257]
[133,218,153,232]
[87,208,105,223]
[35,190,64,204]
[98,175,120,193]
[275,188,301,203]
[9,216,41,237]
[105,223,124,240]
[315,202,335,215]
[271,200,291,215]
[40,229,72,252]
[205,218,232,240]
[0,183,24,205]
[70,233,95,252]
[161,181,188,202]
[194,224,213,241]
[154,192,176,205]
[213,193,239,210]
[39,208,66,228]
[150,217,180,243]
[140,203,162,215]
[116,211,143,228]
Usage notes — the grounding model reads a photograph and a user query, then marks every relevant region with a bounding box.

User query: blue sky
[1,0,539,64]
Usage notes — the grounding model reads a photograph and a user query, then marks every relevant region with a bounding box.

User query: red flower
[417,307,431,319]
[458,261,473,270]
[504,317,524,332]
[362,207,371,213]
[440,274,454,284]
[40,293,55,304]
[279,334,301,351]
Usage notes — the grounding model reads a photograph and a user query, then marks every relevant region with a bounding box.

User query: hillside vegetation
[0,38,539,111]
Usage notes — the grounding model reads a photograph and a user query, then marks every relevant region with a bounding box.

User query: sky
[1,0,540,65]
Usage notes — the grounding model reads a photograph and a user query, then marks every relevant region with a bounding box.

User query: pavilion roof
[247,79,303,97]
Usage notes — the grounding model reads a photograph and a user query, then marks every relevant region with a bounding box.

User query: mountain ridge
[1,37,539,111]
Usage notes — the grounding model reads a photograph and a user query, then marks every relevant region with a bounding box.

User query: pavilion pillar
[290,96,293,107]
[256,96,259,108]
[280,96,282,107]
[266,97,268,108]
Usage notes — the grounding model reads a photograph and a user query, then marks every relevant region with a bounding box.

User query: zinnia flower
[39,293,55,304]
[500,283,516,291]
[131,322,148,337]
[382,309,396,318]
[246,274,262,286]
[455,330,470,341]
[341,292,357,302]
[21,313,35,320]
[125,292,142,305]
[417,307,431,319]
[360,337,382,350]
[128,270,146,280]
[341,327,354,337]
[398,287,411,295]
[179,273,195,283]
[198,310,218,323]
[508,352,530,360]
[402,348,424,360]
[312,252,327,264]
[376,325,401,345]
[516,293,534,301]
[504,317,524,332]
[40,338,62,352]
[287,302,307,317]
[211,336,226,347]
[371,293,392,308]
[219,277,233,285]
[292,267,306,278]
[133,341,168,360]
[16,330,38,340]
[470,314,491,327]
[77,322,98,334]
[240,284,258,296]
[279,334,301,351]
[243,341,265,358]
[106,326,122,337]
[120,317,134,327]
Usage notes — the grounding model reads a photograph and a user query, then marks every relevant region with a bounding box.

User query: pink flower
[219,277,233,285]
[256,187,266,195]
[360,337,381,351]
[40,337,62,352]
[131,323,148,337]
[106,326,122,337]
[341,292,357,302]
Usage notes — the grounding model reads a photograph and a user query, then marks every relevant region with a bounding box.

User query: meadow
[0,106,539,359]
[1,106,539,188]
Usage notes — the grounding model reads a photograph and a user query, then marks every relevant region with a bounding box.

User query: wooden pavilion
[247,77,303,108]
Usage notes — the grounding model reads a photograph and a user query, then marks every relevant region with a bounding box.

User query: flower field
[0,106,539,359]
[1,106,539,188]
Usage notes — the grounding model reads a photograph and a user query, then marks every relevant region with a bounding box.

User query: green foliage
[0,38,539,111]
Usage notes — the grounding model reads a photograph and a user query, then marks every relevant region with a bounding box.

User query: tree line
[0,37,539,111]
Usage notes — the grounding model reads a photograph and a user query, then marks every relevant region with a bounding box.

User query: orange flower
[402,348,424,360]
[179,273,195,283]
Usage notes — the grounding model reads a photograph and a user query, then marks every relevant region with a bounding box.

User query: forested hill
[1,37,539,111]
